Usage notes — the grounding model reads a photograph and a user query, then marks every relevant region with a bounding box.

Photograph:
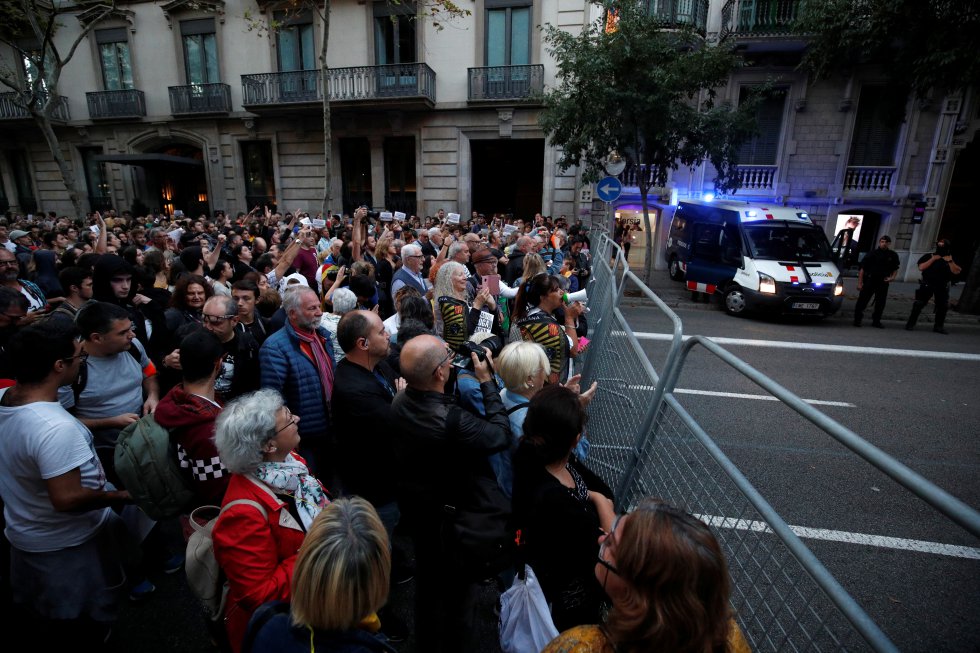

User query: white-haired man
[259,286,337,478]
[391,243,427,296]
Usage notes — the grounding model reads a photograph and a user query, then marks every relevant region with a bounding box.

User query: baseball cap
[9,230,30,240]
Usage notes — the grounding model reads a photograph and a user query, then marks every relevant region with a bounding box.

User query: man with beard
[0,247,46,319]
[260,286,337,479]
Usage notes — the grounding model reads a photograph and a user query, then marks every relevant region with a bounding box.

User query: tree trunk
[956,239,980,314]
[319,1,332,218]
[638,175,653,283]
[34,98,85,219]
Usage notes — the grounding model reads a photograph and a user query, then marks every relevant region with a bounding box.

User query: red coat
[212,460,317,653]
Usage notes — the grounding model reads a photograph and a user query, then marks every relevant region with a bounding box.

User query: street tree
[0,0,115,219]
[539,0,758,281]
[247,0,468,218]
[796,0,980,313]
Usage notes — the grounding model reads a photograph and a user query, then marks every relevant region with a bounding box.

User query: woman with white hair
[434,260,501,350]
[320,287,357,361]
[212,388,330,653]
[244,497,398,653]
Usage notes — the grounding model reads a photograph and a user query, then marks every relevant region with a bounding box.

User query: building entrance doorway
[938,136,978,280]
[100,144,208,218]
[471,139,543,219]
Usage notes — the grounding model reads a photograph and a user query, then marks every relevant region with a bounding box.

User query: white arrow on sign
[599,181,617,196]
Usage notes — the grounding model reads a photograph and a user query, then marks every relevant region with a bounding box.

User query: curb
[622,291,980,326]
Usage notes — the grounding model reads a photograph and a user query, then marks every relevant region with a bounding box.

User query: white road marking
[624,384,855,408]
[624,332,980,362]
[696,514,980,560]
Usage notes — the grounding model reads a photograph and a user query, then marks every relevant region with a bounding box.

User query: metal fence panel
[580,232,909,652]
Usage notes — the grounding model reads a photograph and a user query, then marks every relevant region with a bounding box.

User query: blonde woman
[434,261,501,350]
[244,497,398,653]
[375,231,398,317]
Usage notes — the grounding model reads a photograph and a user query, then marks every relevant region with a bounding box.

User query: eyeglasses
[202,313,237,324]
[0,260,18,267]
[597,514,622,576]
[274,408,298,434]
[62,351,90,364]
[432,345,454,375]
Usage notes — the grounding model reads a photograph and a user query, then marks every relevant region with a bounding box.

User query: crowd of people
[0,205,747,653]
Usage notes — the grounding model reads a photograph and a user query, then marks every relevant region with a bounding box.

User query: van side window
[692,224,722,262]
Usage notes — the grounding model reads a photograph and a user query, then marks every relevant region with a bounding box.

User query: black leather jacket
[391,383,511,512]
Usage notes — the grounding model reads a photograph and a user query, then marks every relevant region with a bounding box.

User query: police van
[665,199,844,317]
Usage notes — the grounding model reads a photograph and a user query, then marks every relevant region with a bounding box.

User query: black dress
[512,448,614,632]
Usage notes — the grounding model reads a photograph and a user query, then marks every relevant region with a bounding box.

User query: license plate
[792,302,820,310]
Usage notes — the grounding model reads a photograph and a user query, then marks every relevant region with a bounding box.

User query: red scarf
[293,323,335,405]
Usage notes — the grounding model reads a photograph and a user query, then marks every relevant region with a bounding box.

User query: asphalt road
[617,299,980,652]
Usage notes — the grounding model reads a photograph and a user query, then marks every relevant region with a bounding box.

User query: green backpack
[113,414,195,520]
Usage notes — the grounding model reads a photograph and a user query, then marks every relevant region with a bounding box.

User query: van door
[685,222,740,293]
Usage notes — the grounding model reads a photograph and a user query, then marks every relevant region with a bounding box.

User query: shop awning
[93,153,204,167]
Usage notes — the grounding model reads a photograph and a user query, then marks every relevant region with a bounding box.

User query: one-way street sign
[596,176,622,203]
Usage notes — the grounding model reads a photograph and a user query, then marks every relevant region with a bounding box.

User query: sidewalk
[625,270,980,326]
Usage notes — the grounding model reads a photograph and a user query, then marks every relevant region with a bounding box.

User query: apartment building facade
[1,0,977,281]
[0,0,593,223]
[607,0,979,280]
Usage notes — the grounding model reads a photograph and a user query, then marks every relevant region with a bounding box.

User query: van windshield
[743,223,832,261]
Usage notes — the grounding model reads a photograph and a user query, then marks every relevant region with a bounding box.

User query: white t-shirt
[0,389,110,552]
[74,340,150,448]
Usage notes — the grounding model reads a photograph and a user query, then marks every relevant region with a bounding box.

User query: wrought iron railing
[467,64,545,101]
[86,89,146,119]
[737,164,778,190]
[648,0,709,35]
[241,63,436,107]
[844,166,895,193]
[0,92,71,121]
[169,83,232,115]
[721,0,803,38]
[617,163,669,194]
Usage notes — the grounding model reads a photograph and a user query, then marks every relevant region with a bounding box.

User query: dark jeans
[406,503,479,653]
[854,279,889,324]
[906,283,949,329]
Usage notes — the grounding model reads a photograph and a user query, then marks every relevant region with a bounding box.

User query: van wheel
[724,285,747,316]
[668,258,685,281]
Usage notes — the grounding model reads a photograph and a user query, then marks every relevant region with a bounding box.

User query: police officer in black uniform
[905,238,962,334]
[853,235,900,328]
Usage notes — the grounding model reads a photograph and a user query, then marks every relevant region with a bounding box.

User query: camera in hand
[935,243,951,257]
[360,206,382,219]
[451,337,503,370]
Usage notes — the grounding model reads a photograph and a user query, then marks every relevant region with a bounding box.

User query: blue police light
[746,210,758,218]
[704,192,715,202]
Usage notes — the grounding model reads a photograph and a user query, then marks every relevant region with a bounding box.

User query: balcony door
[96,28,133,91]
[181,19,220,112]
[374,2,417,96]
[276,12,318,101]
[485,0,531,98]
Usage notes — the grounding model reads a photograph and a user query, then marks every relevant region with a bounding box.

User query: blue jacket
[259,320,336,439]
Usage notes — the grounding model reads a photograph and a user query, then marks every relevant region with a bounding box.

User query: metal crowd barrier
[575,232,980,652]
